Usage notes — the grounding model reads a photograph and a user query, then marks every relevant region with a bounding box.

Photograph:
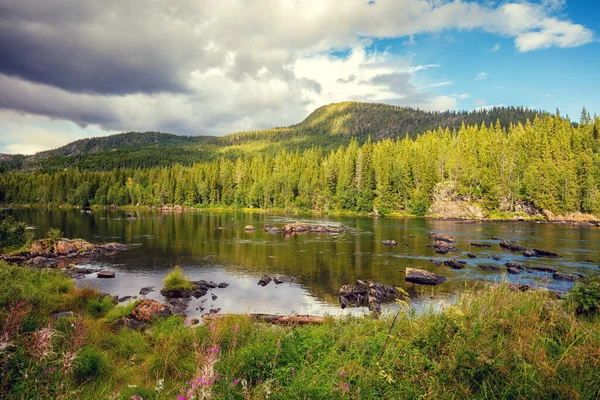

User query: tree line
[1,112,599,216]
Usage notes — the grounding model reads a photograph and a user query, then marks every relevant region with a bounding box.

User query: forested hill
[2,102,546,172]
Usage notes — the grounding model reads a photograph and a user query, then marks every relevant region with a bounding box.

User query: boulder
[427,232,456,243]
[263,226,283,234]
[405,268,447,285]
[382,240,398,246]
[488,254,502,261]
[466,252,477,259]
[434,241,459,254]
[338,280,398,316]
[443,259,467,269]
[244,225,256,231]
[97,270,116,278]
[130,299,171,322]
[217,282,229,288]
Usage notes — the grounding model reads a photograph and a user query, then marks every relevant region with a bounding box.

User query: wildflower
[130,396,143,400]
[177,396,186,400]
[210,324,216,330]
[290,367,295,376]
[338,369,347,377]
[233,379,239,386]
[208,346,220,354]
[31,325,55,360]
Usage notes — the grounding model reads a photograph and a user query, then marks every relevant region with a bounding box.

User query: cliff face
[427,182,485,219]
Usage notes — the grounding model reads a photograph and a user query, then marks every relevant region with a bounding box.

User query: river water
[4,208,600,319]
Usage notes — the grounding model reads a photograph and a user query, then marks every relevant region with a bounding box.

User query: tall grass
[163,265,193,291]
[1,263,600,399]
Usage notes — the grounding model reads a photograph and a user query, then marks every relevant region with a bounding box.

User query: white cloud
[451,93,471,100]
[491,43,501,52]
[0,0,595,153]
[476,72,489,81]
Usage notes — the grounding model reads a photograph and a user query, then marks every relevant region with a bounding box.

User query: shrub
[567,282,600,316]
[163,266,193,291]
[45,227,63,244]
[0,215,31,252]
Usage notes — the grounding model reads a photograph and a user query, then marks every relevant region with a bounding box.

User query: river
[4,208,600,318]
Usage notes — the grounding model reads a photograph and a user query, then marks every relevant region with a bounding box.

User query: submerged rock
[405,268,447,285]
[552,272,582,282]
[139,286,155,295]
[443,259,467,269]
[524,249,559,258]
[466,252,477,259]
[478,264,500,271]
[499,240,526,252]
[529,265,557,273]
[507,266,521,274]
[488,254,502,261]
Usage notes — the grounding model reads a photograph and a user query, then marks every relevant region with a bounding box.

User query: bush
[567,282,600,316]
[45,227,63,243]
[74,347,109,383]
[0,215,31,251]
[163,266,193,291]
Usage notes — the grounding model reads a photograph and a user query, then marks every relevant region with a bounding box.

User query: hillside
[1,102,546,172]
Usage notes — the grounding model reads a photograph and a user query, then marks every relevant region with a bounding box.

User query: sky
[0,0,598,155]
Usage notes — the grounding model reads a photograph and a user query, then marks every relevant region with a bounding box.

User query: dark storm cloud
[0,1,200,95]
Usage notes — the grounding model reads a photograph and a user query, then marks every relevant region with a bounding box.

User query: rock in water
[244,225,256,231]
[434,241,459,254]
[427,232,456,243]
[507,266,521,274]
[338,280,398,316]
[552,272,582,282]
[478,264,500,271]
[382,240,398,246]
[139,286,155,295]
[443,259,466,269]
[499,240,526,251]
[523,249,559,258]
[466,252,477,258]
[405,268,447,285]
[258,275,272,286]
[97,270,116,278]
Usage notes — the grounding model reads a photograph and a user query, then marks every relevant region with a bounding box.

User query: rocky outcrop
[405,268,447,285]
[6,238,128,268]
[428,182,485,219]
[338,280,399,316]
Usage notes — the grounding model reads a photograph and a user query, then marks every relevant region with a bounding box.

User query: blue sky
[0,0,598,154]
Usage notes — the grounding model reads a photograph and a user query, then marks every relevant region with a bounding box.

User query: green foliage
[84,295,115,317]
[163,266,193,291]
[73,347,109,383]
[0,215,31,252]
[567,282,600,316]
[1,110,599,218]
[45,227,63,243]
[102,300,139,324]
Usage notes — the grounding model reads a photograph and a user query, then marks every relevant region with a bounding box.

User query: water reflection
[4,208,600,316]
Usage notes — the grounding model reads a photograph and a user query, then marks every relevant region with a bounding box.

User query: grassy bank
[1,263,600,399]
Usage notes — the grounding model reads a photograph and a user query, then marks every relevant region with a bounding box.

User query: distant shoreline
[3,203,600,226]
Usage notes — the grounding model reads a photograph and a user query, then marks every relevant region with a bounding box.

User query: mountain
[1,102,547,172]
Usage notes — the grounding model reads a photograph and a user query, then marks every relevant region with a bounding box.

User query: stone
[139,286,155,295]
[382,240,398,246]
[130,299,171,322]
[478,264,500,271]
[244,225,256,231]
[405,268,447,285]
[466,252,477,258]
[434,241,459,254]
[552,272,582,282]
[273,275,295,284]
[217,282,229,288]
[499,240,526,251]
[443,259,467,269]
[258,275,272,286]
[97,270,116,278]
[427,232,456,243]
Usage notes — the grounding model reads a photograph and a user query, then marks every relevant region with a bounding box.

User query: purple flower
[210,324,216,330]
[177,396,186,400]
[339,369,347,377]
[233,379,239,386]
[209,346,220,354]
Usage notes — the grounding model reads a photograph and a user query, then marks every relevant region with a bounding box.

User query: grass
[163,266,194,291]
[1,262,600,399]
